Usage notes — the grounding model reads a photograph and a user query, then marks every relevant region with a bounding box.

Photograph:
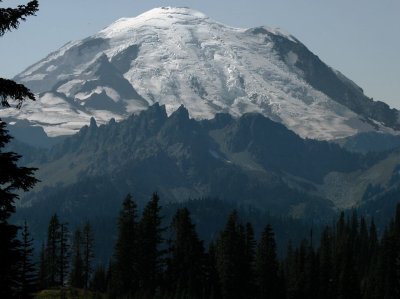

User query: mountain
[1,7,398,141]
[11,104,400,262]
[16,104,382,222]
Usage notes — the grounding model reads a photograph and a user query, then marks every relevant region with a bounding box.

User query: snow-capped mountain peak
[2,7,398,139]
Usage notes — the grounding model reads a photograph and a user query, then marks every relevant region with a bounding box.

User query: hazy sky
[1,0,399,108]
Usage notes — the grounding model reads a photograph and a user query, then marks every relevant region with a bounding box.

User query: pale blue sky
[1,0,399,108]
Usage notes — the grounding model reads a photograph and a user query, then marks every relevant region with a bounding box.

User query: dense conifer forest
[5,192,400,299]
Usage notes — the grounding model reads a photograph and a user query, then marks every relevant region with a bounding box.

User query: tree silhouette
[137,193,165,297]
[45,214,61,287]
[255,224,281,299]
[82,221,95,289]
[110,193,139,298]
[18,221,37,299]
[69,228,84,288]
[0,0,38,108]
[0,2,39,296]
[166,208,206,298]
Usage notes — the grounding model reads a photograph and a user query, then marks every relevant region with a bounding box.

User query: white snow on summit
[1,7,396,139]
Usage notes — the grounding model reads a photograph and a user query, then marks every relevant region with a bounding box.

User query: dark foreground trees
[0,1,39,296]
[0,120,38,298]
[104,195,400,299]
[19,192,400,299]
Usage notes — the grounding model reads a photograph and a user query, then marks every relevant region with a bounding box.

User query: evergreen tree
[0,2,39,295]
[18,221,37,299]
[318,226,335,299]
[215,211,250,299]
[69,228,84,288]
[82,221,95,289]
[59,222,70,286]
[46,214,60,287]
[37,242,47,290]
[137,192,165,297]
[0,1,39,42]
[244,222,257,298]
[255,224,281,299]
[166,208,206,298]
[0,100,37,297]
[110,193,138,298]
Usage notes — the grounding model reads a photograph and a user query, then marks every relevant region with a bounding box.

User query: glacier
[1,7,398,139]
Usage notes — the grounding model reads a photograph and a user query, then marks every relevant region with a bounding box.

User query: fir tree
[0,2,38,297]
[0,106,37,298]
[215,211,249,299]
[0,1,39,41]
[244,222,256,297]
[137,193,165,297]
[46,214,60,287]
[69,228,84,288]
[59,222,70,286]
[166,208,206,298]
[82,221,95,289]
[110,193,138,298]
[18,221,37,299]
[37,242,47,290]
[255,224,281,299]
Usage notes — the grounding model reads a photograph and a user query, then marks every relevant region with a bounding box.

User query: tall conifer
[82,222,95,289]
[18,221,36,299]
[137,193,165,297]
[59,222,70,287]
[255,224,280,299]
[69,228,84,288]
[166,208,206,298]
[46,214,60,287]
[110,193,138,298]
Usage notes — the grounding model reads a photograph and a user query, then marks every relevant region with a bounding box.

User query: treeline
[101,193,400,299]
[6,193,400,299]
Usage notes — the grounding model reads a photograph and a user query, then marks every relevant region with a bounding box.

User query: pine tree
[318,226,335,299]
[18,221,37,299]
[137,193,165,297]
[0,2,39,296]
[69,228,84,288]
[37,242,47,290]
[82,221,95,289]
[166,208,206,298]
[0,108,37,298]
[110,193,138,298]
[46,214,60,287]
[215,211,249,299]
[244,222,256,297]
[59,222,70,286]
[255,224,281,299]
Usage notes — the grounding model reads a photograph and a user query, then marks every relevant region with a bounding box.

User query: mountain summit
[1,7,398,138]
